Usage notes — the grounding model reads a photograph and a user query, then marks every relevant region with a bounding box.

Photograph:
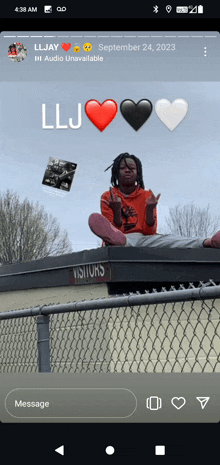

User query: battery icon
[176,6,188,13]
[198,5,203,13]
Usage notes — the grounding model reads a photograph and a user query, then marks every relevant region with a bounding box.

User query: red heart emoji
[61,43,71,51]
[85,100,118,132]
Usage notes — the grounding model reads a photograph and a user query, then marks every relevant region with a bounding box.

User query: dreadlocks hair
[108,153,145,189]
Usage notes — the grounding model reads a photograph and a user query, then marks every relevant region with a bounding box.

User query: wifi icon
[196,397,210,409]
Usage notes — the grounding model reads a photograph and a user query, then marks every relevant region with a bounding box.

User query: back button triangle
[55,445,64,456]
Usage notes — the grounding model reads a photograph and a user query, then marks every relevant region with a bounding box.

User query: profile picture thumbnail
[42,158,77,192]
[8,42,27,62]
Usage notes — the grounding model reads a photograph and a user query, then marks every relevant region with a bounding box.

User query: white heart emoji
[155,99,188,131]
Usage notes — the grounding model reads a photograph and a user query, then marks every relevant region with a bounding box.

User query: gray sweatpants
[125,233,205,248]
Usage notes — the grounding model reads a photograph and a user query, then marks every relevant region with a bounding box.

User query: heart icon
[171,397,186,410]
[61,43,71,52]
[155,99,188,131]
[85,99,118,132]
[120,99,153,131]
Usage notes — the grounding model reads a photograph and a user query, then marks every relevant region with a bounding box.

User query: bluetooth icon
[153,5,159,13]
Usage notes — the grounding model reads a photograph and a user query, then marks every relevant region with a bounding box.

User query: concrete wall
[0,284,109,312]
[0,284,108,373]
[108,300,220,373]
[1,287,219,373]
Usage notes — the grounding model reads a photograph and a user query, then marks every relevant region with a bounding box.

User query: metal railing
[1,280,220,373]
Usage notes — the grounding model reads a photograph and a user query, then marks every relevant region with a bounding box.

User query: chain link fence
[1,280,220,373]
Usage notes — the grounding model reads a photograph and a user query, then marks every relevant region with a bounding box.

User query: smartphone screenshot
[0,2,220,462]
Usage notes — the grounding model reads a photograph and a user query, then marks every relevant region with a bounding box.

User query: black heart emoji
[120,99,153,131]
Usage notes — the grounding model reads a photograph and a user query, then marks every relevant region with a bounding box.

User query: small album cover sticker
[42,158,77,192]
[8,42,27,62]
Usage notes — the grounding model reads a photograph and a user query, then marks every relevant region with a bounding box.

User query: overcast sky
[1,81,220,251]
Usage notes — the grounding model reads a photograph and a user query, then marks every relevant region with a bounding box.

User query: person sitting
[88,152,220,248]
[8,44,17,56]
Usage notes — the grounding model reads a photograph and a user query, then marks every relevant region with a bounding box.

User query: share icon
[196,397,210,409]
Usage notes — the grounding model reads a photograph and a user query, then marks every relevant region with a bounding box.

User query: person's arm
[145,190,161,227]
[56,169,75,182]
[101,188,122,227]
[146,205,156,227]
[112,205,122,227]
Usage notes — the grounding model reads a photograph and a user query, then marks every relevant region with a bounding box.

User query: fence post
[37,315,51,372]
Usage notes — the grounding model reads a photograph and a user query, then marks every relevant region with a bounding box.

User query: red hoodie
[101,186,157,235]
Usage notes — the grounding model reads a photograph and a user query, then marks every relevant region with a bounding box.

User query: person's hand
[146,189,161,209]
[101,187,122,212]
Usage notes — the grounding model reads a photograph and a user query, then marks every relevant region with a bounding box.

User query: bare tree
[165,203,220,238]
[0,190,72,264]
